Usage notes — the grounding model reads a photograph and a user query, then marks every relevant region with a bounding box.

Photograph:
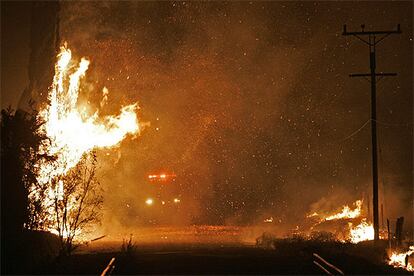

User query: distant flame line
[306,199,377,244]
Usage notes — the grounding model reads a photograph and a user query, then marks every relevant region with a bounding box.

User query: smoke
[51,1,412,235]
[17,2,59,112]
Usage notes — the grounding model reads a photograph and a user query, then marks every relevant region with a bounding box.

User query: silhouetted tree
[1,106,54,271]
[51,152,103,256]
[1,107,50,233]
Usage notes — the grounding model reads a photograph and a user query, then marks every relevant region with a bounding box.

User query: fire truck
[140,172,183,224]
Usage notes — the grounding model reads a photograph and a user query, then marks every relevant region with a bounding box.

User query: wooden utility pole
[342,24,401,242]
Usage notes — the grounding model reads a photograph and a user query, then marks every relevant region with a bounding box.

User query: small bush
[309,231,336,242]
[256,232,277,249]
[121,234,136,257]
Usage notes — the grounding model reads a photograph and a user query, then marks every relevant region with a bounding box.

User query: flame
[306,200,363,222]
[348,219,374,243]
[388,246,414,272]
[32,44,140,233]
[325,200,363,221]
[306,199,379,244]
[263,217,274,223]
[306,212,319,218]
[37,45,139,183]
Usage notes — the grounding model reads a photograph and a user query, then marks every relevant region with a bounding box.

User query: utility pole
[342,24,401,242]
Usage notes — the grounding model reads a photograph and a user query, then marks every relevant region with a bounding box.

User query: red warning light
[147,173,176,182]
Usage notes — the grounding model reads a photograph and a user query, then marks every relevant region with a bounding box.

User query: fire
[307,199,378,244]
[307,200,363,222]
[325,200,362,221]
[264,217,274,223]
[388,246,414,272]
[348,219,374,243]
[37,44,139,183]
[32,44,140,233]
[306,212,319,218]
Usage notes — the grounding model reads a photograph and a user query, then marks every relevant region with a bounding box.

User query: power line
[373,119,413,127]
[327,117,411,146]
[322,119,370,146]
[338,119,371,142]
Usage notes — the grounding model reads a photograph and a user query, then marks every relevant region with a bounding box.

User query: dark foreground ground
[38,241,410,275]
[3,227,411,274]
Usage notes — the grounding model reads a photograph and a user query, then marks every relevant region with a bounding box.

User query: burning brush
[388,246,414,272]
[306,199,376,244]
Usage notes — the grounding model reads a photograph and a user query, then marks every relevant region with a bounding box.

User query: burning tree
[51,152,103,255]
[14,43,141,250]
[1,43,140,258]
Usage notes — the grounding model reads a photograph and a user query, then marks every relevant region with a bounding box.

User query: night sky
[1,1,412,229]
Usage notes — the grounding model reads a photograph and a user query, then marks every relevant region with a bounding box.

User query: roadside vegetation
[1,106,104,273]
